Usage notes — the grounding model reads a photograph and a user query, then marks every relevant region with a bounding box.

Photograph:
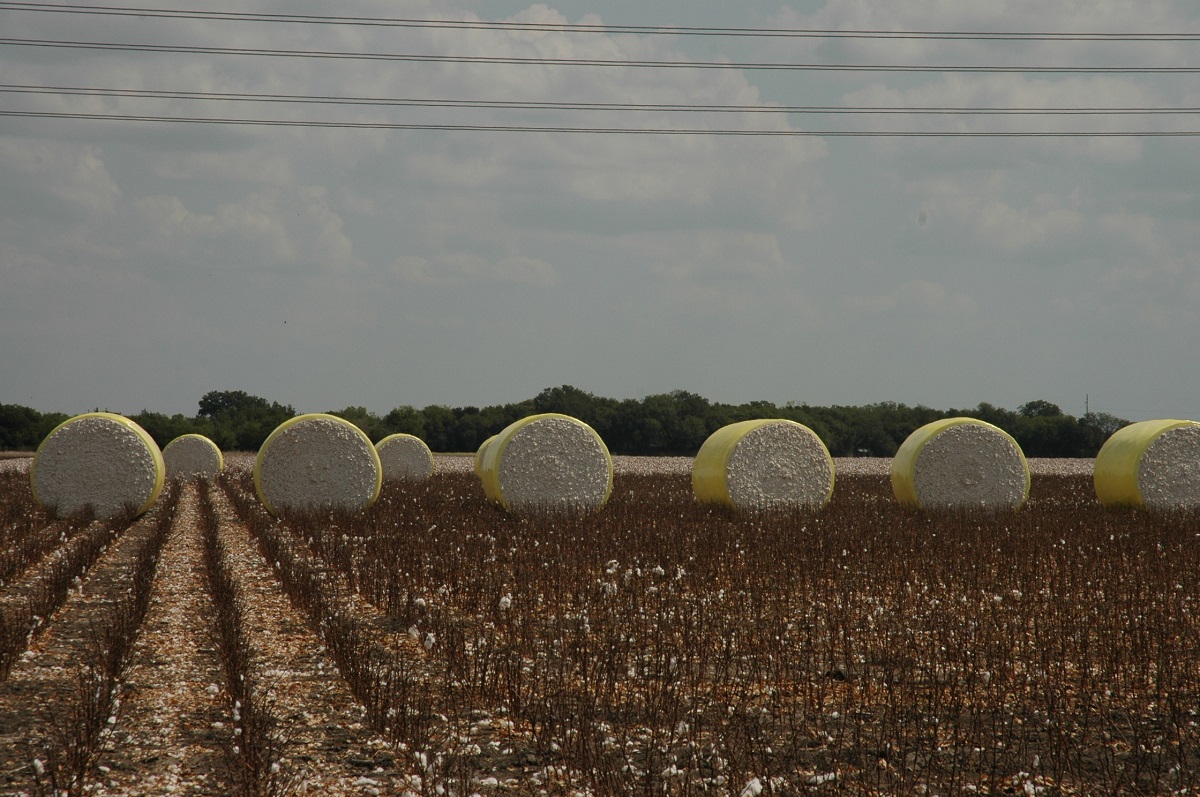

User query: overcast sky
[2,1,1198,421]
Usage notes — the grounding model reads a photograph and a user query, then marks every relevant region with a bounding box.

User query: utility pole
[1085,394,1089,415]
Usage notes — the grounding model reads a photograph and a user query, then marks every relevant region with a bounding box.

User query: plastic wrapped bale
[31,412,165,519]
[376,433,435,482]
[478,413,612,513]
[892,418,1029,511]
[254,413,382,515]
[475,435,496,478]
[163,433,224,480]
[1094,419,1200,510]
[692,419,834,510]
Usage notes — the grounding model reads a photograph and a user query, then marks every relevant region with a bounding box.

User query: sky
[2,1,1199,421]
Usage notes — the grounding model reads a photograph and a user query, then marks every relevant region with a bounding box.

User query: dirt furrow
[0,499,170,793]
[207,483,411,795]
[91,481,232,796]
[0,516,120,680]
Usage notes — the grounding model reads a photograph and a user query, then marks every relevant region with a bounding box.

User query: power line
[5,37,1200,72]
[1,3,1199,41]
[4,108,1199,135]
[4,83,1199,116]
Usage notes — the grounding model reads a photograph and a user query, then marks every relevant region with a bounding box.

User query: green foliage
[129,410,212,449]
[197,390,296,450]
[1019,399,1065,418]
[0,390,1134,458]
[0,404,47,449]
[382,405,426,439]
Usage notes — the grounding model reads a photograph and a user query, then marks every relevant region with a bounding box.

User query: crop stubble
[0,458,1196,796]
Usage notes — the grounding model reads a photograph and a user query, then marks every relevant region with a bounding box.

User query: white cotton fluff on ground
[375,433,434,482]
[163,434,223,480]
[483,414,612,513]
[1137,424,1200,510]
[31,413,164,519]
[254,414,381,515]
[897,420,1029,511]
[704,421,834,510]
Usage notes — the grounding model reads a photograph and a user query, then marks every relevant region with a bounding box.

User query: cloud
[390,253,559,286]
[147,149,295,186]
[844,279,977,318]
[842,75,1152,162]
[906,174,1083,252]
[0,139,122,215]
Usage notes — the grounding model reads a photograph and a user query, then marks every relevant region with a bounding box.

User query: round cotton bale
[31,412,165,519]
[891,418,1029,511]
[478,413,612,513]
[376,433,435,482]
[163,433,224,480]
[475,435,496,477]
[253,413,382,515]
[692,419,834,510]
[1094,419,1200,510]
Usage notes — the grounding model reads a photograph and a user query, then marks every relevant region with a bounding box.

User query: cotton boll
[739,777,763,797]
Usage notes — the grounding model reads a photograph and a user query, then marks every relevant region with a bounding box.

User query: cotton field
[0,452,1195,796]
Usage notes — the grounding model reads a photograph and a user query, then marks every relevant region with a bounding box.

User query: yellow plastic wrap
[1094,419,1199,508]
[475,435,496,478]
[891,418,1029,510]
[692,419,834,509]
[31,411,166,518]
[479,413,613,512]
[254,413,382,515]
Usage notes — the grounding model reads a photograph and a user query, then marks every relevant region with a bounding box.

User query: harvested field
[0,454,1193,796]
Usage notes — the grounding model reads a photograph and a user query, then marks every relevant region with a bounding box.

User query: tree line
[1,386,1129,458]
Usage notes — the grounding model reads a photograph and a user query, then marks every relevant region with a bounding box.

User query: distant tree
[419,405,458,452]
[1015,414,1093,457]
[533,385,597,419]
[1080,411,1127,438]
[199,390,267,420]
[1079,412,1130,454]
[632,392,714,455]
[481,401,528,433]
[12,387,1126,460]
[1019,399,1065,418]
[532,385,621,442]
[0,403,44,449]
[452,407,492,452]
[130,410,204,448]
[196,390,295,451]
[36,412,70,445]
[961,402,1019,429]
[383,405,426,439]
